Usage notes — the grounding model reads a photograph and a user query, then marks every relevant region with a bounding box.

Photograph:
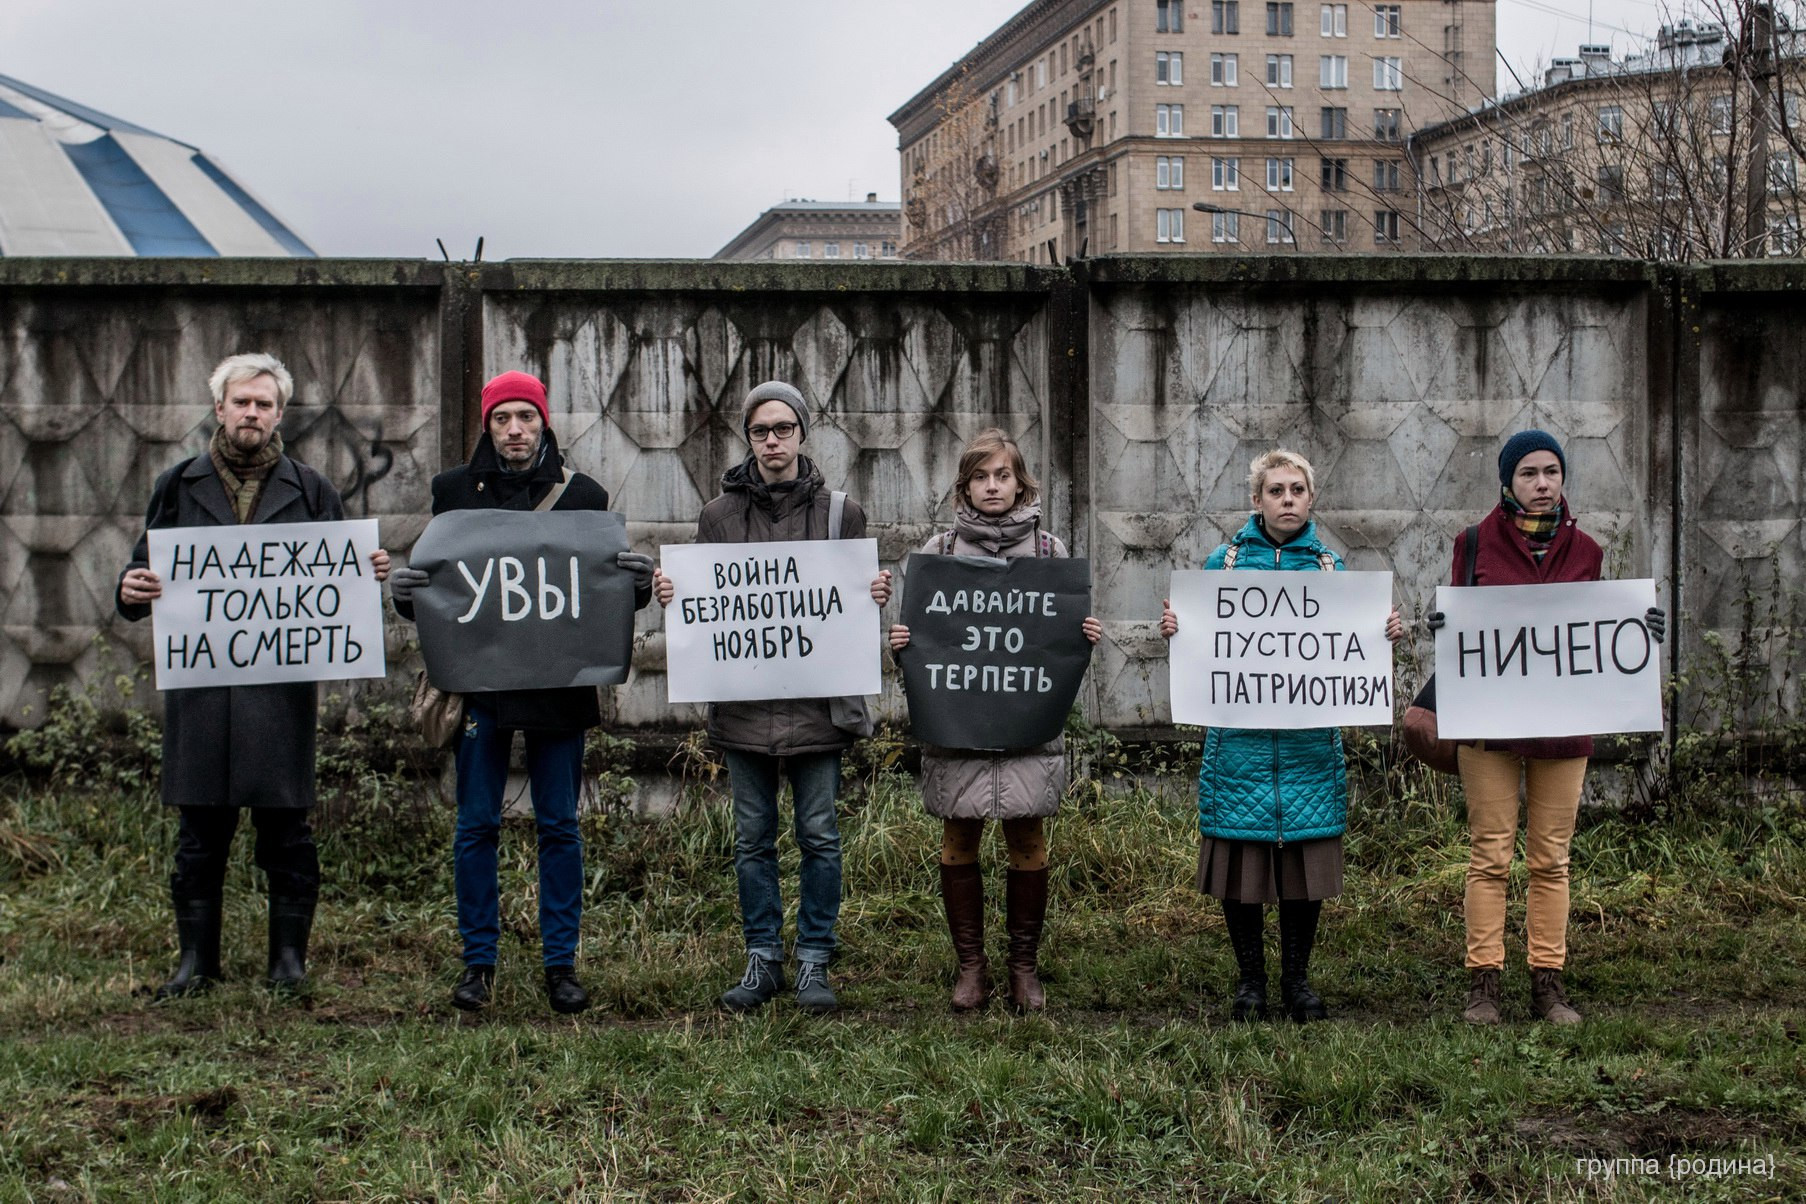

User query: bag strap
[1462,524,1479,587]
[940,529,955,555]
[1223,542,1239,570]
[1037,530,1052,558]
[1317,550,1336,571]
[829,489,846,539]
[534,469,572,513]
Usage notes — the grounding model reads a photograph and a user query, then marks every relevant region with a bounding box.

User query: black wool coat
[118,452,345,810]
[395,430,649,732]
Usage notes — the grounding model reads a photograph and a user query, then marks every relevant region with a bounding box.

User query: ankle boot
[265,894,316,991]
[1463,968,1503,1025]
[1277,899,1329,1023]
[1221,900,1268,1021]
[156,895,223,1001]
[1004,867,1049,1012]
[1530,967,1582,1025]
[939,862,989,1011]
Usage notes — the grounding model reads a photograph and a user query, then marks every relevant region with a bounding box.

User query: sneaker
[720,954,785,1012]
[1463,968,1502,1025]
[451,964,494,1012]
[544,965,590,1014]
[795,960,837,1014]
[1530,967,1582,1025]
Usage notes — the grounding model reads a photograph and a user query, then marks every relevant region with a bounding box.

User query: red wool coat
[1450,501,1604,761]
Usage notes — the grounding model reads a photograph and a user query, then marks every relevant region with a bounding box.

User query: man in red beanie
[390,370,653,1015]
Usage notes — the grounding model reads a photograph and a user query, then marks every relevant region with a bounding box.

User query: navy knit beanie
[1498,429,1566,487]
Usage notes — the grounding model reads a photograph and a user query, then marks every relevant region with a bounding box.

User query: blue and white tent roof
[0,74,313,257]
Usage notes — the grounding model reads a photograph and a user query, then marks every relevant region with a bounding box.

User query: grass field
[1,724,1802,1202]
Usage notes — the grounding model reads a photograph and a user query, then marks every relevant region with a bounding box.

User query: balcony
[1065,96,1097,139]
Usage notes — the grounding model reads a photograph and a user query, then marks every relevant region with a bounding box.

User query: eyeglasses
[747,421,800,442]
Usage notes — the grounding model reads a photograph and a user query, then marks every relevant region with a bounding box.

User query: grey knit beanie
[741,381,809,442]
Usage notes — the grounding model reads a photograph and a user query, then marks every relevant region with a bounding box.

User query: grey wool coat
[117,452,345,810]
[913,519,1070,821]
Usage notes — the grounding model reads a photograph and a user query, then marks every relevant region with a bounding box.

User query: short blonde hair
[208,352,294,407]
[1248,447,1317,500]
[955,428,1040,509]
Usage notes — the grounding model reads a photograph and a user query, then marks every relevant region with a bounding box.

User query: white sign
[1169,569,1395,728]
[147,520,386,689]
[661,538,883,703]
[1434,578,1663,739]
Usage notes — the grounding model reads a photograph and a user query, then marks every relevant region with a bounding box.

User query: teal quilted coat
[1195,515,1349,843]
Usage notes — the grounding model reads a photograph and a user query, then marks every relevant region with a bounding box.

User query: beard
[228,423,273,453]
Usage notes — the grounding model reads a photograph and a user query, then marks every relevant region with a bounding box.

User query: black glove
[1645,606,1667,645]
[1424,610,1446,631]
[616,551,655,590]
[389,566,429,604]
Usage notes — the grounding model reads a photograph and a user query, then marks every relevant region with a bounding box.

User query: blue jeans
[453,701,585,967]
[723,749,842,965]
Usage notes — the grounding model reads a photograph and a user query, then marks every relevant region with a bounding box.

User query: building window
[1595,164,1624,200]
[1212,0,1239,34]
[1769,213,1802,254]
[1374,209,1401,244]
[1374,4,1401,36]
[1597,105,1623,142]
[1266,2,1294,35]
[824,242,840,258]
[1561,112,1575,148]
[1266,157,1294,190]
[1319,157,1347,190]
[880,241,897,257]
[795,241,812,258]
[1212,210,1241,242]
[1708,94,1733,134]
[1373,57,1402,90]
[1266,209,1295,243]
[1212,156,1241,189]
[1265,106,1294,138]
[1320,3,1346,35]
[1320,106,1346,139]
[1157,50,1184,84]
[1156,104,1185,136]
[1374,108,1401,141]
[1156,155,1186,188]
[1211,105,1240,137]
[1266,54,1293,87]
[1770,151,1798,195]
[1158,0,1185,32]
[1319,55,1346,88]
[1156,207,1186,243]
[1211,52,1239,85]
[854,242,869,259]
[1373,159,1401,192]
[1319,209,1348,243]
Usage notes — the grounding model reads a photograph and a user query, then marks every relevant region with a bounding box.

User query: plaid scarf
[1501,487,1562,558]
[210,426,284,523]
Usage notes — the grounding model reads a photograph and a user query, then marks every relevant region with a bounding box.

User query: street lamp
[1192,200,1299,246]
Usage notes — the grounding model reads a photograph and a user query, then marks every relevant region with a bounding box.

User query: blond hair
[1248,447,1317,501]
[955,428,1040,509]
[208,352,294,407]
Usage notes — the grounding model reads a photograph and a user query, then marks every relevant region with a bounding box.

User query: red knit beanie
[480,371,550,428]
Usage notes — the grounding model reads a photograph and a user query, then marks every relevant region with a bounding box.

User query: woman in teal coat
[1162,449,1402,1022]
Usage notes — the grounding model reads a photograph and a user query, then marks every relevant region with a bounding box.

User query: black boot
[1277,899,1328,1022]
[156,895,223,1001]
[1221,900,1268,1021]
[265,894,316,991]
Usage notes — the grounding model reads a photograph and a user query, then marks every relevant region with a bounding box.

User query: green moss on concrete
[1083,253,1661,288]
[482,259,1066,294]
[0,258,448,289]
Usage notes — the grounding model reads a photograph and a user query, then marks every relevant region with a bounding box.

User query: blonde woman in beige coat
[889,429,1102,1012]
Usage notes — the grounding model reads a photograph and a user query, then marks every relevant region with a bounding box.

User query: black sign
[407,510,635,692]
[898,553,1093,750]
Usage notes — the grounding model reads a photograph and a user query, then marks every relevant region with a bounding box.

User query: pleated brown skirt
[1195,836,1345,903]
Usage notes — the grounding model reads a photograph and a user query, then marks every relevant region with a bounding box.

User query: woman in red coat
[1429,430,1664,1026]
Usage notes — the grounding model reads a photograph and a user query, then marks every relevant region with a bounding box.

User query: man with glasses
[653,381,890,1013]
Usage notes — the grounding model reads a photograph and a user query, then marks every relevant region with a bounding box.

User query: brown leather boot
[1463,968,1502,1025]
[1530,967,1582,1025]
[1004,867,1049,1012]
[939,862,989,1011]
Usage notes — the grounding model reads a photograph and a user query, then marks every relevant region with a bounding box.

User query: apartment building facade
[1411,21,1806,259]
[888,0,1495,260]
[714,197,901,261]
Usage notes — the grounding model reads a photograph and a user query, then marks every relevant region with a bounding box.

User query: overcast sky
[5,0,1676,259]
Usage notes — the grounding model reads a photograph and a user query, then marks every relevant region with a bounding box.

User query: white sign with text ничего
[1433,578,1663,740]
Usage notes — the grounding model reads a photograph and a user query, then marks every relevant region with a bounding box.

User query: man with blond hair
[118,352,390,1000]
